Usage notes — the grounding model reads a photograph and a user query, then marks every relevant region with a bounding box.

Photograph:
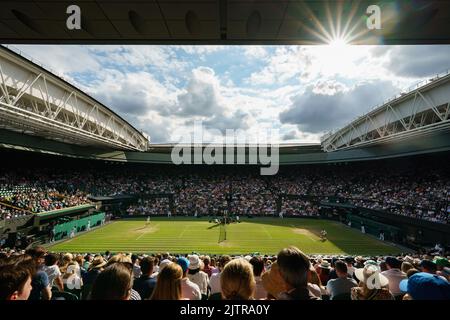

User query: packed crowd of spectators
[0,162,448,223]
[1,245,449,300]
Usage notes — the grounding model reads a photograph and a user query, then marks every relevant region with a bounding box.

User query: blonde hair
[151,263,183,300]
[221,258,255,300]
[106,253,132,267]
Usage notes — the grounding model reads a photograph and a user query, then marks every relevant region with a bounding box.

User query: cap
[177,257,190,273]
[399,272,450,300]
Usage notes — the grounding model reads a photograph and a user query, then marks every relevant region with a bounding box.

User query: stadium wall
[1,127,450,165]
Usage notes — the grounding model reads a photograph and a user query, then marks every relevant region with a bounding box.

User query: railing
[1,44,69,82]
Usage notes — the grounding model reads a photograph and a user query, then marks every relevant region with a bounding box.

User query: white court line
[261,226,273,239]
[178,224,190,239]
[136,224,159,240]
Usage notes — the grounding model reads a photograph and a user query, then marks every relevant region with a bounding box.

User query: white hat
[244,255,252,261]
[188,254,200,270]
[355,265,389,289]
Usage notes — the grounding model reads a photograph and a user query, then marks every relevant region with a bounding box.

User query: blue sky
[11,44,450,143]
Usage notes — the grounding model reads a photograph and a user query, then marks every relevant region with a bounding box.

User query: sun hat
[364,260,378,267]
[188,254,200,270]
[354,264,389,289]
[318,260,331,269]
[399,272,450,300]
[89,256,107,270]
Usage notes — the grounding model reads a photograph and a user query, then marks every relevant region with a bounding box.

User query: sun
[328,37,349,48]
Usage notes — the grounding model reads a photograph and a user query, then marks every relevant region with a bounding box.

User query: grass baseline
[48,217,407,255]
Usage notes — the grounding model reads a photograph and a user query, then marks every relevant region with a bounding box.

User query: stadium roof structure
[0,45,150,151]
[321,70,450,152]
[0,1,449,45]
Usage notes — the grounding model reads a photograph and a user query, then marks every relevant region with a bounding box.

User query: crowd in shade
[1,246,449,300]
[0,162,448,223]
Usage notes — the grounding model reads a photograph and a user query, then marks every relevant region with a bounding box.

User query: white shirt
[381,269,407,296]
[43,265,61,287]
[187,271,209,295]
[181,278,202,300]
[209,272,221,294]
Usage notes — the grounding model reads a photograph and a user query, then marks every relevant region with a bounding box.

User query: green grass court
[48,217,405,255]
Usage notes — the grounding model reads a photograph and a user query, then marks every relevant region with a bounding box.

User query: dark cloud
[385,46,450,78]
[282,130,299,141]
[279,81,398,133]
[203,110,250,133]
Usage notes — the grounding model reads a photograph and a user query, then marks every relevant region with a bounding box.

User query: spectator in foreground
[249,256,268,299]
[381,257,406,297]
[277,246,320,300]
[177,257,201,300]
[221,258,255,300]
[419,259,438,275]
[82,255,106,299]
[326,260,358,299]
[307,267,325,298]
[352,264,393,300]
[209,255,231,295]
[43,253,64,292]
[133,256,157,299]
[202,256,213,277]
[90,263,133,300]
[150,263,184,300]
[25,247,52,300]
[399,272,450,300]
[0,255,34,300]
[187,254,209,297]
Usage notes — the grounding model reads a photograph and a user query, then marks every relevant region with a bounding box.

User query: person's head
[90,263,133,300]
[344,256,354,266]
[151,263,183,300]
[89,255,107,271]
[218,255,231,271]
[401,262,414,274]
[434,258,450,271]
[221,258,255,300]
[140,257,155,276]
[419,260,437,274]
[385,257,402,270]
[0,256,34,300]
[106,253,132,267]
[176,257,189,277]
[378,260,387,272]
[203,256,210,267]
[334,260,348,278]
[25,246,46,267]
[277,246,310,290]
[399,272,450,300]
[188,255,201,274]
[406,268,420,278]
[249,256,264,277]
[44,253,59,267]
